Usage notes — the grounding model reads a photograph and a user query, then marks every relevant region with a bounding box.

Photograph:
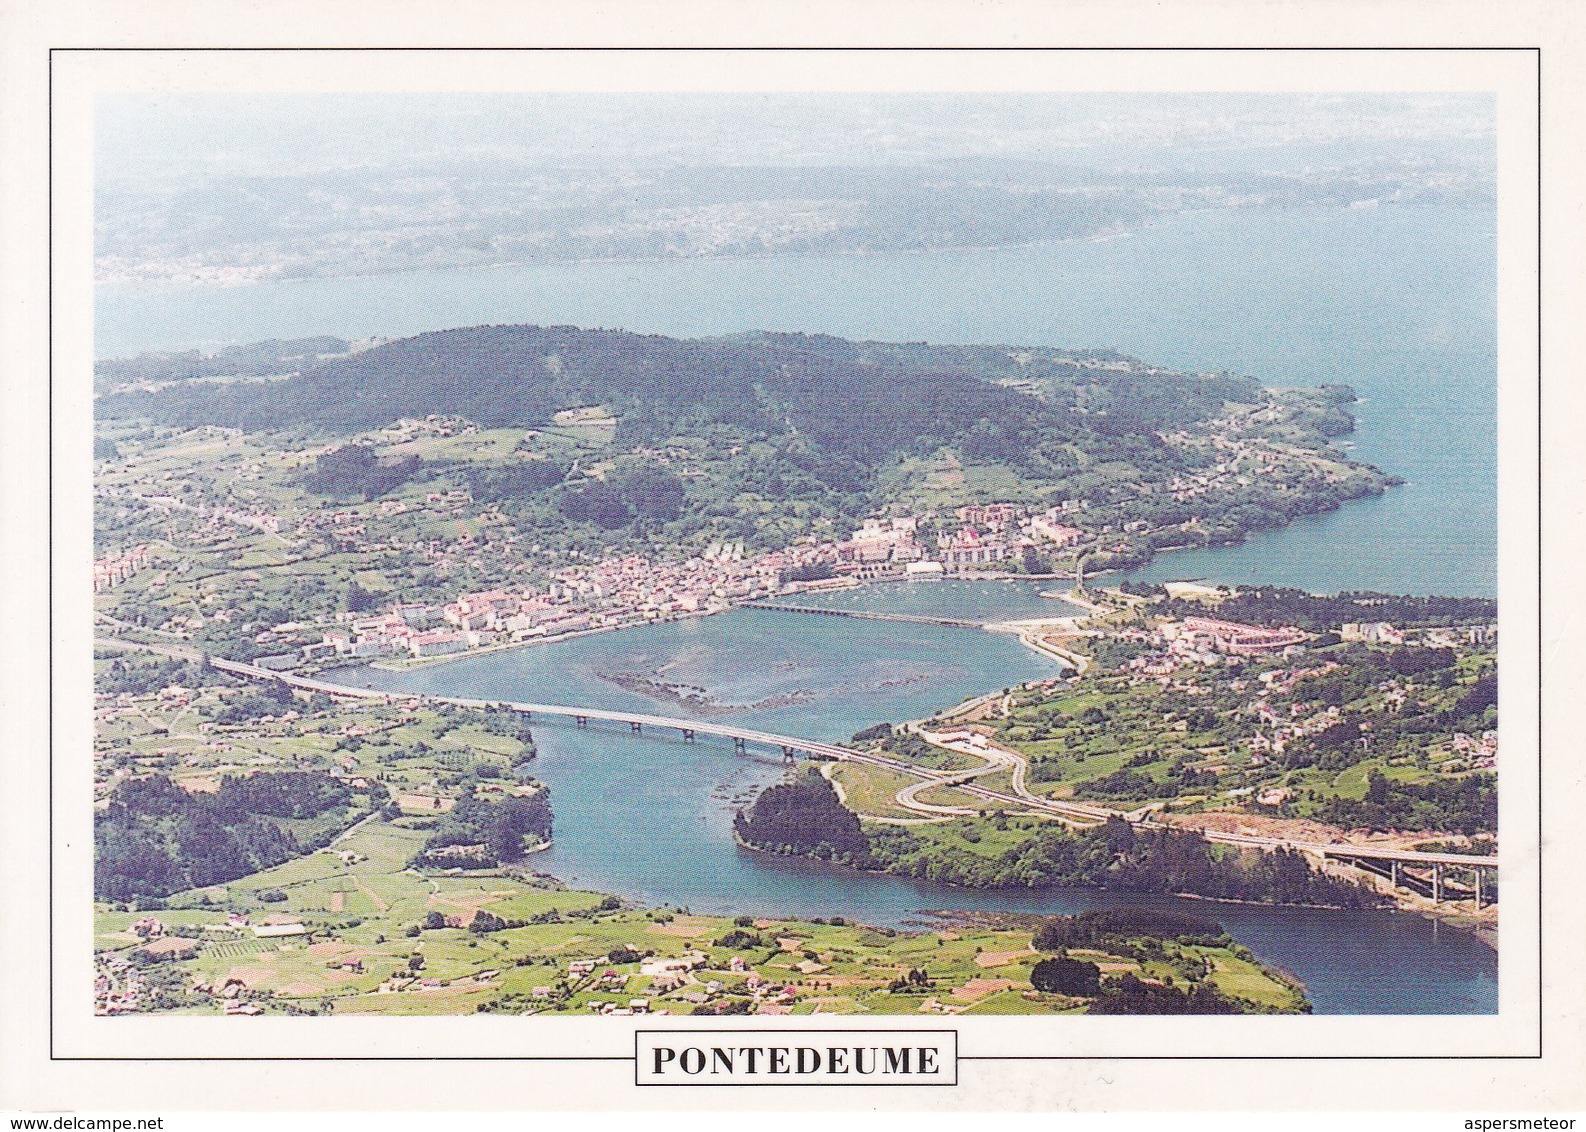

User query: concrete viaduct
[97,629,1501,908]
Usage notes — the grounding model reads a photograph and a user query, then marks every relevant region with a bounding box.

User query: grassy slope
[97,818,1303,1016]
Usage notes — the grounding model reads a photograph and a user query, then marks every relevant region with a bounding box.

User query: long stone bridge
[748,602,985,629]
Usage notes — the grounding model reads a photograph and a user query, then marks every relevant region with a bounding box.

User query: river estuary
[107,202,1500,1012]
[330,582,1499,1015]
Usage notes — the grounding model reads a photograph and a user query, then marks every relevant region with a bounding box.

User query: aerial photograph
[89,91,1499,1020]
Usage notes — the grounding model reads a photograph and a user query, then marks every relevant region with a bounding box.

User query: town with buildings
[87,336,1497,1023]
[92,408,1498,860]
[94,420,1314,673]
[90,358,1396,671]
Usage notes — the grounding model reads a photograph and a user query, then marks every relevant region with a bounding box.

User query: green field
[95,813,1306,1018]
[826,764,933,821]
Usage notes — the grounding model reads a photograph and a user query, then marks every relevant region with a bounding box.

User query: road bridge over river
[96,626,1500,907]
[1167,827,1499,908]
[1319,842,1498,907]
[96,632,930,768]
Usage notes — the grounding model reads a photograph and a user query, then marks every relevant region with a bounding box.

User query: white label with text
[636,1029,958,1085]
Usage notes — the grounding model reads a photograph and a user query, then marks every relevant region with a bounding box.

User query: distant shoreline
[91,220,1157,304]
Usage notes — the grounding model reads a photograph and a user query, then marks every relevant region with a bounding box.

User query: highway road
[95,625,1498,880]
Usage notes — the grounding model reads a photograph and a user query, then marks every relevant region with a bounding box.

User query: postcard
[2,3,1583,1117]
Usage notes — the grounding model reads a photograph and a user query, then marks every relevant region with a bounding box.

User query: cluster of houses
[117,486,284,537]
[298,488,473,552]
[1449,729,1499,769]
[1419,624,1498,648]
[931,505,1087,572]
[1247,664,1488,766]
[1244,702,1352,762]
[93,545,151,591]
[97,947,270,1016]
[557,949,803,1016]
[1158,423,1354,506]
[1127,615,1311,675]
[1117,630,1498,777]
[316,548,791,660]
[94,910,321,1015]
[1344,621,1499,650]
[378,415,478,442]
[696,505,1092,584]
[93,953,148,1015]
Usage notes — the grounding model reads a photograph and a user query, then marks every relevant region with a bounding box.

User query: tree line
[736,772,1387,908]
[1156,587,1497,631]
[96,771,363,901]
[411,791,554,869]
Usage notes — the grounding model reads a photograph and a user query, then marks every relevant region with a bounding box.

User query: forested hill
[99,324,1263,465]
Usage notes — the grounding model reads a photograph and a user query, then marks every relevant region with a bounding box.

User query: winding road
[94,624,1498,891]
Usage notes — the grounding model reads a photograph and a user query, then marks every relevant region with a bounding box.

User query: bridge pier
[630,721,643,734]
[680,728,695,742]
[734,737,747,754]
[575,716,588,728]
[781,745,796,763]
[1322,848,1498,910]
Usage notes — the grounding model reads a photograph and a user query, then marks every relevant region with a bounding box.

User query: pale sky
[97,92,1495,189]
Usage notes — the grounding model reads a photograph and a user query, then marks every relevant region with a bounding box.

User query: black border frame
[633,1029,960,1087]
[52,46,1547,1065]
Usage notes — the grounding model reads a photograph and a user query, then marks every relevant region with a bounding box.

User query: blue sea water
[100,201,1500,1011]
[97,204,1496,597]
